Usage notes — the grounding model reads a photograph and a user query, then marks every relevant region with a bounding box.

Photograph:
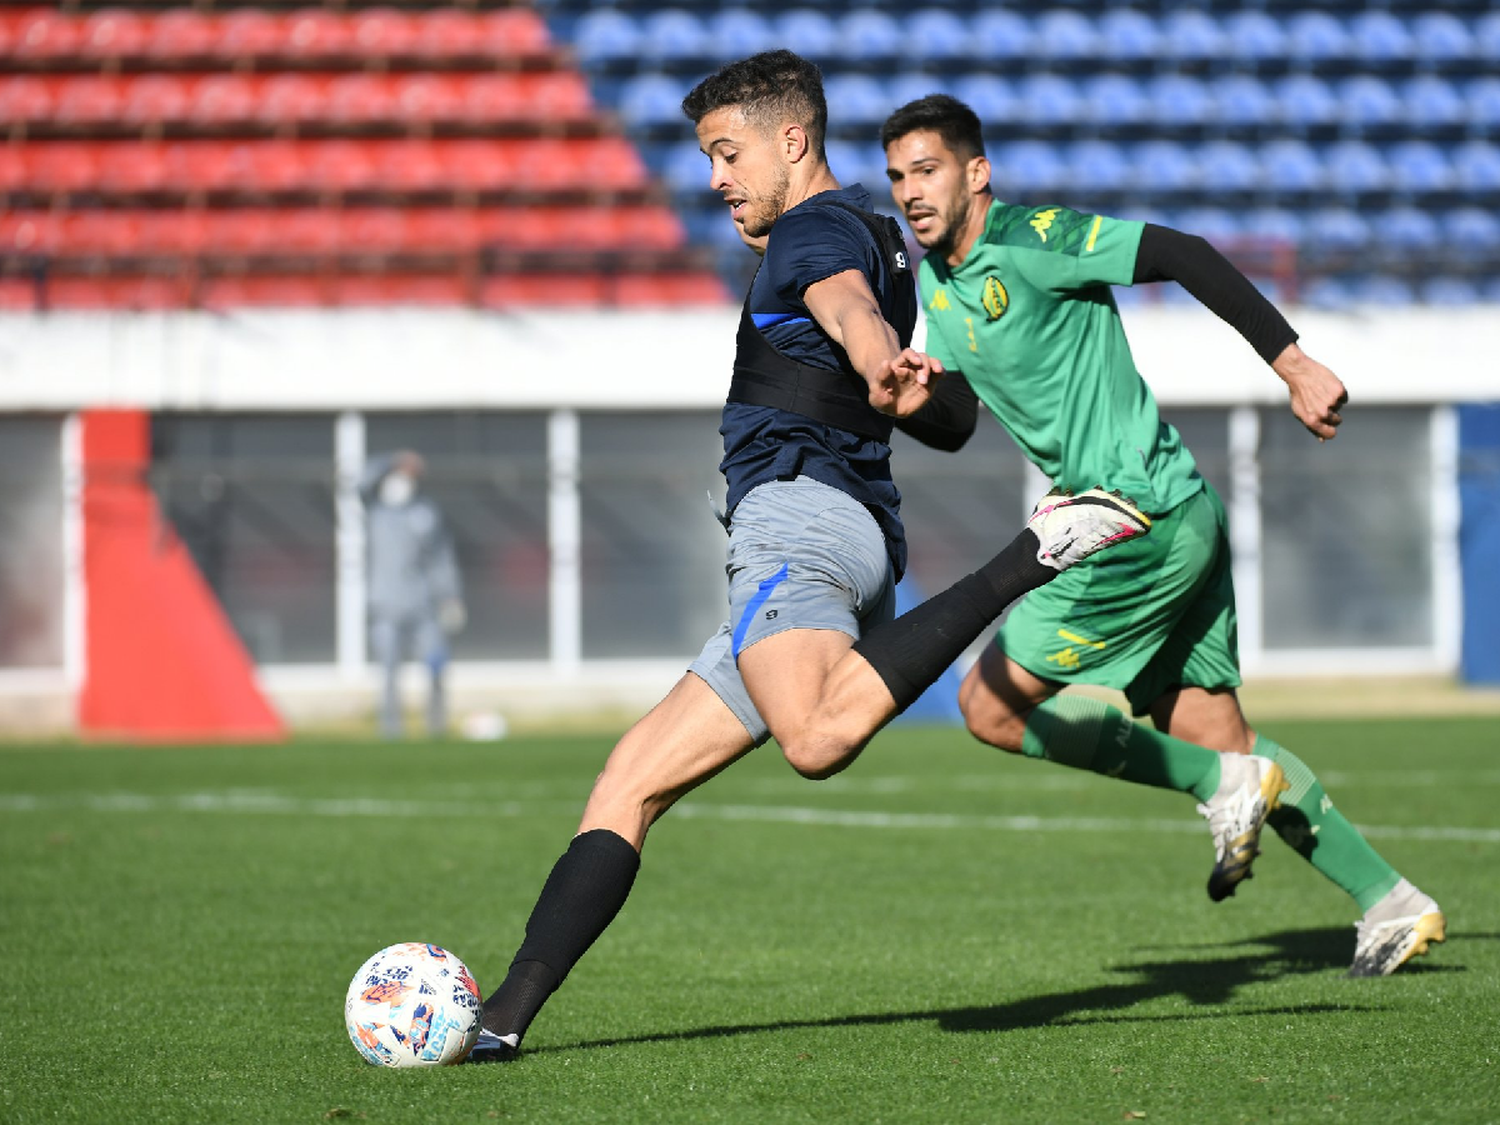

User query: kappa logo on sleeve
[1029,208,1060,242]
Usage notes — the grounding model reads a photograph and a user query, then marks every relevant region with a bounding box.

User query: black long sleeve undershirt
[891,368,979,452]
[1132,223,1299,366]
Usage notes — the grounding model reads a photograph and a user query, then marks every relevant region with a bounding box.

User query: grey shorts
[688,476,897,744]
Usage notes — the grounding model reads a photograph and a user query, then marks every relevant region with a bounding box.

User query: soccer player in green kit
[880,94,1444,977]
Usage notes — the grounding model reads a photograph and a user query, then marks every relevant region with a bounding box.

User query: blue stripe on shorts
[731,562,789,658]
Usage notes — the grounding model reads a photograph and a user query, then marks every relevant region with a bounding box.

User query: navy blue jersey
[719,185,914,578]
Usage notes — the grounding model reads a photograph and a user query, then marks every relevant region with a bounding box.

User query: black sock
[851,529,1054,712]
[481,828,641,1042]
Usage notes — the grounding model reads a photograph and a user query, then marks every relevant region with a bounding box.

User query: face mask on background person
[379,472,415,507]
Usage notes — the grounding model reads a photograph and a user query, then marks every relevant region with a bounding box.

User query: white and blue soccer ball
[344,942,483,1067]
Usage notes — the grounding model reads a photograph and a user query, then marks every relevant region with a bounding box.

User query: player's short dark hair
[681,49,827,159]
[880,95,986,162]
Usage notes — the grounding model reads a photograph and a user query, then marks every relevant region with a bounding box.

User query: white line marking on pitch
[2,791,1497,844]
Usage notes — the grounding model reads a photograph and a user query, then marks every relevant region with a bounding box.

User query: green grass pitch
[3,716,1497,1124]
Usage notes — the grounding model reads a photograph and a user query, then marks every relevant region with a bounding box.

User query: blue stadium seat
[1477,13,1500,65]
[1350,275,1415,305]
[772,11,838,61]
[1275,75,1340,133]
[825,140,884,188]
[1067,140,1130,193]
[1213,75,1276,132]
[1198,141,1261,193]
[1302,277,1355,309]
[1241,208,1304,246]
[836,10,902,62]
[903,10,971,63]
[1453,141,1500,193]
[996,140,1065,193]
[890,73,948,112]
[823,74,891,127]
[1158,10,1225,63]
[1387,141,1453,194]
[1017,74,1081,125]
[1260,139,1324,193]
[662,142,707,194]
[1350,11,1414,66]
[704,10,774,59]
[970,11,1032,63]
[618,74,688,129]
[1285,12,1350,65]
[1223,11,1286,65]
[1147,75,1212,131]
[1033,11,1096,63]
[572,9,638,66]
[1411,13,1474,67]
[1338,75,1403,134]
[1096,9,1158,65]
[1419,277,1481,306]
[1131,140,1198,192]
[637,10,706,63]
[1172,207,1240,247]
[1380,206,1441,250]
[1448,207,1500,255]
[1483,276,1500,304]
[1302,207,1370,252]
[951,75,1016,123]
[1469,78,1500,135]
[1083,74,1148,131]
[1324,141,1388,193]
[1403,76,1467,132]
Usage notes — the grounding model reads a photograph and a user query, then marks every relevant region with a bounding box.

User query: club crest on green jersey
[982,276,1009,321]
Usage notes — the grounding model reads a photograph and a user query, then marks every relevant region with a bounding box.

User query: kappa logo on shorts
[765,609,778,620]
[1044,627,1107,670]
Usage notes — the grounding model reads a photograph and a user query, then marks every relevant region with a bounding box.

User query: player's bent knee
[959,696,1027,753]
[780,737,859,781]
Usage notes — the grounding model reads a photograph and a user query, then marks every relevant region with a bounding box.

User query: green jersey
[919,200,1201,514]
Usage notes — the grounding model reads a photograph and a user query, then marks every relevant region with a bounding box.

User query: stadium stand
[528,0,1500,305]
[0,2,724,310]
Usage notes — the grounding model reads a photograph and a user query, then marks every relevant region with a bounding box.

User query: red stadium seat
[518,140,591,192]
[147,10,217,60]
[62,210,147,256]
[54,77,125,126]
[214,10,284,61]
[304,141,376,193]
[459,74,529,123]
[28,145,99,194]
[0,76,53,125]
[164,142,237,193]
[80,9,150,60]
[404,208,481,252]
[477,10,552,56]
[351,8,417,58]
[50,276,188,310]
[0,211,59,253]
[528,73,593,122]
[435,140,520,192]
[97,143,171,193]
[0,146,30,193]
[590,137,650,191]
[341,208,409,254]
[122,75,192,128]
[611,274,727,306]
[205,210,279,255]
[284,8,351,60]
[481,274,609,307]
[325,73,396,125]
[137,210,209,254]
[370,141,446,192]
[392,75,463,123]
[257,75,327,126]
[414,10,483,58]
[607,206,686,251]
[225,142,307,194]
[190,75,258,126]
[0,279,41,311]
[202,275,328,309]
[276,207,342,254]
[333,274,471,306]
[13,9,83,61]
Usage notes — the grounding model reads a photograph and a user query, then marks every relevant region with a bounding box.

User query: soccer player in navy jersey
[467,51,1149,1062]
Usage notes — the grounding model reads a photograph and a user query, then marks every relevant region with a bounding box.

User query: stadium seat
[411,10,482,58]
[1350,275,1415,305]
[1338,75,1403,135]
[1067,140,1130,193]
[325,74,395,125]
[1018,75,1081,127]
[585,137,650,191]
[1380,205,1441,250]
[0,211,59,253]
[1301,277,1354,309]
[1213,76,1276,133]
[283,9,351,60]
[1172,207,1239,247]
[1240,207,1304,246]
[637,10,707,63]
[333,275,471,307]
[704,10,774,58]
[350,8,415,59]
[1324,141,1388,193]
[1403,76,1467,132]
[1301,207,1370,252]
[122,75,191,127]
[1223,11,1286,64]
[1388,141,1453,194]
[136,209,208,254]
[147,10,216,60]
[1131,140,1198,193]
[257,75,326,126]
[903,11,970,63]
[1411,13,1473,67]
[1260,139,1324,193]
[0,146,29,194]
[371,141,446,194]
[0,76,53,124]
[1096,9,1158,65]
[28,145,98,194]
[1197,141,1261,193]
[824,141,883,188]
[165,141,238,193]
[226,142,306,193]
[618,74,689,129]
[1453,141,1500,193]
[773,11,838,61]
[526,73,595,123]
[949,75,1014,123]
[1285,12,1350,65]
[1159,10,1225,62]
[54,77,124,126]
[12,8,82,60]
[202,276,328,309]
[392,75,463,123]
[1082,74,1148,131]
[304,141,376,193]
[1474,13,1500,65]
[1469,78,1500,135]
[1418,277,1480,306]
[996,141,1065,193]
[473,11,552,59]
[60,211,145,256]
[837,10,902,62]
[1147,75,1212,131]
[823,75,891,127]
[481,274,609,308]
[1275,75,1340,133]
[970,11,1032,63]
[341,209,409,255]
[662,143,708,194]
[610,273,727,307]
[889,73,948,112]
[80,8,150,60]
[1033,11,1096,63]
[213,9,284,60]
[571,9,638,65]
[1447,206,1500,255]
[434,140,518,193]
[1350,11,1414,66]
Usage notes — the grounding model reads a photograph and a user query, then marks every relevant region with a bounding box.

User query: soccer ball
[344,942,483,1067]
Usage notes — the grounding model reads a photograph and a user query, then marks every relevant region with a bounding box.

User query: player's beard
[913,191,972,261]
[738,163,791,240]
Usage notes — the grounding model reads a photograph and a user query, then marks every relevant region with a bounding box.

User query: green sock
[1020,696,1222,801]
[1253,735,1401,911]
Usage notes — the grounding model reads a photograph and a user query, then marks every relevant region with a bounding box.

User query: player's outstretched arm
[802,268,941,417]
[1271,342,1348,441]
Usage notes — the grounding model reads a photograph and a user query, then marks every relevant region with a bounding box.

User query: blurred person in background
[360,450,466,739]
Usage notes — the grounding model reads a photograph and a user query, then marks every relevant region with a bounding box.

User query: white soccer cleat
[1198,753,1288,902]
[1349,878,1447,977]
[1025,486,1151,571]
[464,1027,521,1064]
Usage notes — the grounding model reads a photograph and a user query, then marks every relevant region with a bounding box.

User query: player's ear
[967,155,991,194]
[784,122,810,164]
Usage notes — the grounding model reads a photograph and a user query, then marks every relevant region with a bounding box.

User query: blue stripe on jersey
[751,312,811,329]
[731,562,789,658]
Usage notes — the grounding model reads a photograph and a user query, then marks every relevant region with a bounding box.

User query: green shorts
[998,482,1241,716]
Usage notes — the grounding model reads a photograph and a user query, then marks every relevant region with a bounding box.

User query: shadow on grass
[537,925,1428,1056]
